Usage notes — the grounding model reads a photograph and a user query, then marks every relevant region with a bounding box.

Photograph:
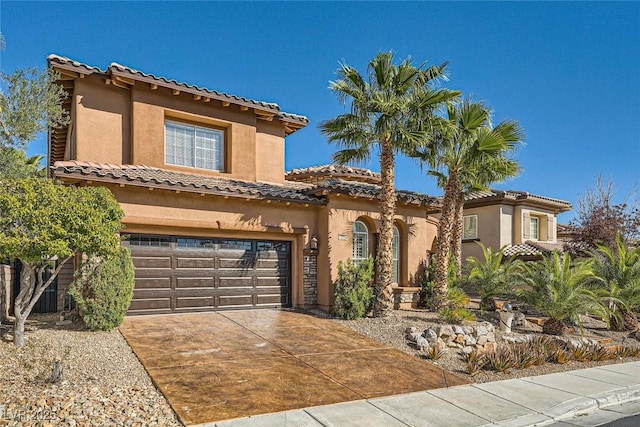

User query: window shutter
[523,213,531,240]
[547,216,554,241]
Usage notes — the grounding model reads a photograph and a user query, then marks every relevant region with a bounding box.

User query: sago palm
[465,243,522,311]
[519,252,603,335]
[320,52,460,316]
[414,99,524,309]
[591,235,640,330]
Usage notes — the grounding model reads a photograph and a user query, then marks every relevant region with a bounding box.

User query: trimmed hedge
[69,246,134,331]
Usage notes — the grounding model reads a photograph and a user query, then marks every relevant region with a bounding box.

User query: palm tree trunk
[374,141,396,317]
[450,190,465,278]
[433,172,458,310]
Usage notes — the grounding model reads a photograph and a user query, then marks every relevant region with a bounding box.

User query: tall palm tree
[415,100,524,309]
[591,235,640,330]
[320,52,460,316]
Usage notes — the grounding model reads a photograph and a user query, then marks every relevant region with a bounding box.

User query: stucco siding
[74,78,131,164]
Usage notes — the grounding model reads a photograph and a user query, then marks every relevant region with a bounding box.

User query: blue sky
[2,1,639,222]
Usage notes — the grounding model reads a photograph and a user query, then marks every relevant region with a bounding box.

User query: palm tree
[414,100,524,309]
[591,235,640,330]
[320,52,460,316]
[519,252,603,335]
[465,243,523,310]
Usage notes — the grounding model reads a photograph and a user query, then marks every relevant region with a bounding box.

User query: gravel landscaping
[0,314,180,427]
[331,308,640,384]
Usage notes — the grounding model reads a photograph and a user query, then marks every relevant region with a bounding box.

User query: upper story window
[165,120,224,171]
[463,215,478,240]
[352,221,369,264]
[530,217,539,240]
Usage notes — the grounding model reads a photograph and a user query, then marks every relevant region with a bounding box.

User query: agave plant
[591,235,640,331]
[519,252,603,335]
[464,243,523,310]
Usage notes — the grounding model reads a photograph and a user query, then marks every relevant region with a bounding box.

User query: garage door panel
[129,297,172,312]
[134,277,171,289]
[218,258,257,269]
[218,295,254,308]
[134,257,172,269]
[218,277,253,288]
[176,296,215,309]
[256,277,288,288]
[257,294,289,306]
[127,236,290,314]
[176,257,215,269]
[176,277,215,289]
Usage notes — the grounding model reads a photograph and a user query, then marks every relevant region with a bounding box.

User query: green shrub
[332,257,374,320]
[438,287,476,323]
[463,243,523,310]
[69,246,135,331]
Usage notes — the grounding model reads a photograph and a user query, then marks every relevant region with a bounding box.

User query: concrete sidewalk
[208,361,640,427]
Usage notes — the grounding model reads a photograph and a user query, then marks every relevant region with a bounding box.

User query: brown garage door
[124,234,291,315]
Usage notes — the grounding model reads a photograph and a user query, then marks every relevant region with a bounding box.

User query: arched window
[392,225,400,283]
[352,221,369,264]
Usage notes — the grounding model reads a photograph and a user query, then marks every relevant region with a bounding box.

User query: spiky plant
[591,235,640,331]
[484,346,514,372]
[519,252,602,335]
[509,342,535,369]
[549,347,571,364]
[464,243,523,311]
[589,344,612,362]
[439,287,476,323]
[464,350,486,376]
[424,345,446,361]
[572,345,594,362]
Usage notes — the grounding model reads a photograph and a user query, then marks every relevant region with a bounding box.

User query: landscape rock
[438,325,454,338]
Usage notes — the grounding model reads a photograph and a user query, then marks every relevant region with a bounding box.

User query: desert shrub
[518,252,603,335]
[463,243,523,311]
[69,246,135,331]
[332,257,374,320]
[439,287,475,323]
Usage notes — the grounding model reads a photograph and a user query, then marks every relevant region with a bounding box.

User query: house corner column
[302,248,318,307]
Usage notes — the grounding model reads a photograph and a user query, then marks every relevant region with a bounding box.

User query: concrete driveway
[120,310,467,425]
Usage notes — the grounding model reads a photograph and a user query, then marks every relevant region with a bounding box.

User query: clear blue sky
[2,1,639,222]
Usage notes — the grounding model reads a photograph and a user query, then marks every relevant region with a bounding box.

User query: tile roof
[309,178,441,207]
[52,161,323,205]
[47,54,308,126]
[52,162,441,208]
[286,164,381,185]
[465,189,571,210]
[503,241,564,257]
[465,189,571,206]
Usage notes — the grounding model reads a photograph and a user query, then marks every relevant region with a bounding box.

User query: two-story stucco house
[47,55,440,315]
[460,190,572,261]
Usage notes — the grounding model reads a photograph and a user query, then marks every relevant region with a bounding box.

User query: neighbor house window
[392,226,400,284]
[165,120,224,171]
[463,215,478,240]
[530,217,539,240]
[352,221,369,264]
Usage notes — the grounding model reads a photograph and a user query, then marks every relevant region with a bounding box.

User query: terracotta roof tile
[52,161,322,204]
[465,189,571,207]
[309,178,440,207]
[503,241,564,257]
[47,55,308,126]
[286,164,381,185]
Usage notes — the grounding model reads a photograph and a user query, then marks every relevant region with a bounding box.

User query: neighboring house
[460,190,572,261]
[47,55,441,314]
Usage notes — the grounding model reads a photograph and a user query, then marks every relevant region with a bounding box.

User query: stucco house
[460,190,572,262]
[46,55,441,315]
